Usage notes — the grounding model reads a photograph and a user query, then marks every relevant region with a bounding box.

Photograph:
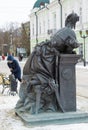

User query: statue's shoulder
[54,27,76,41]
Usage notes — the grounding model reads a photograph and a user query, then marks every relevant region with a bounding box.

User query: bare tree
[21,23,30,55]
[0,22,20,55]
[0,22,30,56]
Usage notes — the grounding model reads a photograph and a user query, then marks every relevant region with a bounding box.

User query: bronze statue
[15,12,79,114]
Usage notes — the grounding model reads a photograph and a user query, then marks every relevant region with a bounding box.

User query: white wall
[30,0,88,61]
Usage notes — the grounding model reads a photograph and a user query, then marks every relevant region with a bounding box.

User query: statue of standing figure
[15,12,79,114]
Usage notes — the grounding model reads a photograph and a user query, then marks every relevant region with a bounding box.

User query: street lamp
[79,30,88,66]
[10,32,13,45]
[58,0,62,28]
[10,32,13,55]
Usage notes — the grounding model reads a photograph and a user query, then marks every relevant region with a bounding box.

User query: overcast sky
[0,0,36,28]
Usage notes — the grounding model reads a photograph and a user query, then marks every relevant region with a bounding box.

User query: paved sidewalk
[76,62,88,98]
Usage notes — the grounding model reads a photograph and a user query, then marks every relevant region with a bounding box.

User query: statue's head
[65,12,79,29]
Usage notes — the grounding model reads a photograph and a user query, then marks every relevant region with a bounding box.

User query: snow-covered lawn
[0,87,88,130]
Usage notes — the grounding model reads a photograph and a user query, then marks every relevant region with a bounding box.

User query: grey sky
[0,0,36,28]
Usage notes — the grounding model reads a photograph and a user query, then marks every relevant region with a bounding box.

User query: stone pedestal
[59,54,81,112]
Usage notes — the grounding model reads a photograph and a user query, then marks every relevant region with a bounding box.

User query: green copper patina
[33,0,49,8]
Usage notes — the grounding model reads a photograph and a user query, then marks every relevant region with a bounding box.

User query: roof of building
[33,0,50,8]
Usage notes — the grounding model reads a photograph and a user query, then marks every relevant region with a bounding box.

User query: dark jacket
[7,55,21,79]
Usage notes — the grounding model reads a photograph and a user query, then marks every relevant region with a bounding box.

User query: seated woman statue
[15,12,79,114]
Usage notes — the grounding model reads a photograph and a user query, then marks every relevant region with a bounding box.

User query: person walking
[18,53,23,61]
[2,53,5,60]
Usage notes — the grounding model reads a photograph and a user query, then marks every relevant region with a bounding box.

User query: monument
[15,13,86,125]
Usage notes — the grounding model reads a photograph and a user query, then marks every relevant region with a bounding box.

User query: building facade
[30,0,88,61]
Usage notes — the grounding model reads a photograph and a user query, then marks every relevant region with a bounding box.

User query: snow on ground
[0,59,88,129]
[0,86,88,130]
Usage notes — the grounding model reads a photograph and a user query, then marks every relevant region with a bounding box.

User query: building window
[79,7,82,25]
[86,2,88,22]
[43,20,45,33]
[53,13,56,29]
[48,19,50,30]
[32,24,34,36]
[39,22,41,34]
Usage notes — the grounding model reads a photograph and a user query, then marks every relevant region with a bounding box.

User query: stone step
[15,110,88,126]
